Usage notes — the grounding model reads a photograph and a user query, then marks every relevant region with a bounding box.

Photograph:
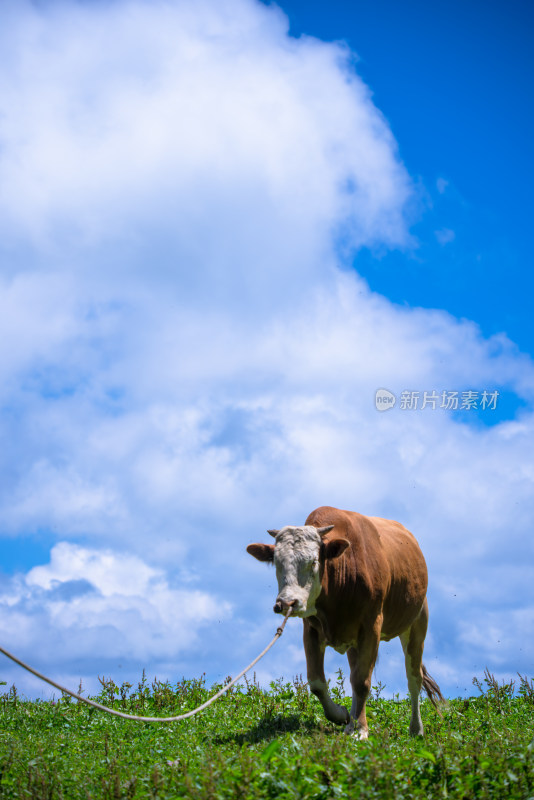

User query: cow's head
[247,525,349,617]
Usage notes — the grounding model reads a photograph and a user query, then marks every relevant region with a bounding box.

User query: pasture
[0,670,532,799]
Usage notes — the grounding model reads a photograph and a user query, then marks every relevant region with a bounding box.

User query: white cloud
[0,0,532,700]
[0,542,231,696]
[436,177,449,194]
[26,542,156,596]
[435,227,455,245]
[0,0,411,280]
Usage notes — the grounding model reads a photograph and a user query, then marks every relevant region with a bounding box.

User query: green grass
[1,669,533,799]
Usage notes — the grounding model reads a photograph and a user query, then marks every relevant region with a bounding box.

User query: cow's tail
[422,664,446,712]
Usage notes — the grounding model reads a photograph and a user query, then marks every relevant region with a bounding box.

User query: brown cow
[247,505,444,738]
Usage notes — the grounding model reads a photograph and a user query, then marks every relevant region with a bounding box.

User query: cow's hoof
[344,721,369,740]
[409,727,425,737]
[326,704,350,726]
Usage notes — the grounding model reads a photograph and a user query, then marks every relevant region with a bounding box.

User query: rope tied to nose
[0,607,293,723]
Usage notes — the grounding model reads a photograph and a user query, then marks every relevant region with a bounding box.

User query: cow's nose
[273,598,295,614]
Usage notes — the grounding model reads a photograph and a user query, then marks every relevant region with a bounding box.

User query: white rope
[0,608,292,722]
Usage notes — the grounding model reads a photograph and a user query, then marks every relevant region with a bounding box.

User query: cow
[247,505,444,738]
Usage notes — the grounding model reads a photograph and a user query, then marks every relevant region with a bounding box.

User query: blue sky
[0,0,532,703]
[280,0,534,356]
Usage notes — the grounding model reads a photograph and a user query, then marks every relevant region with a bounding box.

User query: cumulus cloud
[0,0,532,699]
[0,542,230,696]
[0,0,411,291]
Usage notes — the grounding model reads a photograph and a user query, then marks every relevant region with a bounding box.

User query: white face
[273,526,323,617]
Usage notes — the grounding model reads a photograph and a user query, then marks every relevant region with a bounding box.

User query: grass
[0,669,533,799]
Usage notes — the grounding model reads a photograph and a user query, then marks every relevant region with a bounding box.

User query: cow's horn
[317,525,335,537]
[267,529,280,538]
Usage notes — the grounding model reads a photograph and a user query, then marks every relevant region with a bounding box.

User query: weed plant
[0,669,532,798]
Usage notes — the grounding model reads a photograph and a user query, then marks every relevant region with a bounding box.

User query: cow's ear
[246,543,275,562]
[323,538,349,560]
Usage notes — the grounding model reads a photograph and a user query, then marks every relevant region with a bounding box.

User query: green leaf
[260,739,282,762]
[417,748,437,764]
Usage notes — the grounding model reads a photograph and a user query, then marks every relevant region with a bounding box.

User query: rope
[0,608,292,722]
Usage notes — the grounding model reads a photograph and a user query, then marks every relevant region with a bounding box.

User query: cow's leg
[399,599,429,737]
[303,620,349,726]
[345,626,380,739]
